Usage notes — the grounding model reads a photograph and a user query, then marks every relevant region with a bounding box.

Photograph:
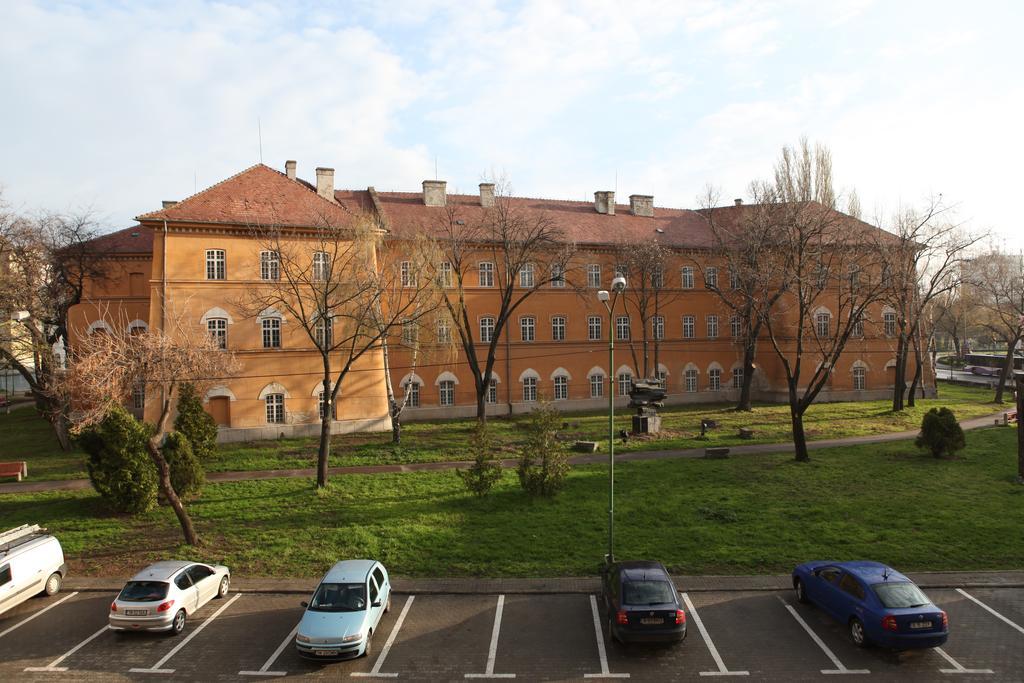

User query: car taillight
[941,611,948,629]
[882,615,898,632]
[675,609,686,625]
[616,610,629,625]
[110,602,117,612]
[157,600,175,612]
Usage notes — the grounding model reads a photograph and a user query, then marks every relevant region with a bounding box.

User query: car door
[173,570,198,613]
[835,573,867,623]
[367,574,383,628]
[812,567,845,618]
[188,565,217,607]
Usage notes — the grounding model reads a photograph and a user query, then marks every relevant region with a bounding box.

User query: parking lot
[1,584,1022,681]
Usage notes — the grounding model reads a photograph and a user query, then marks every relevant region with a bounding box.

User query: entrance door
[207,397,230,426]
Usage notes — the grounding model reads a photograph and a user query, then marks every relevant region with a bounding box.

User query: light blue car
[295,559,392,660]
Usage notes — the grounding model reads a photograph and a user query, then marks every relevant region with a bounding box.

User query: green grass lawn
[0,381,1004,481]
[1,425,1020,578]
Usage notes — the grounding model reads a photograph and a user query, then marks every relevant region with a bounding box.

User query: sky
[1,0,1021,251]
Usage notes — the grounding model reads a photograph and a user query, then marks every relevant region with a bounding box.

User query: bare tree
[61,319,238,545]
[973,250,1024,403]
[616,241,676,380]
[432,182,575,422]
[241,212,441,487]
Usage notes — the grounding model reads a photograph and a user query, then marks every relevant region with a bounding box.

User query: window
[480,317,495,342]
[853,366,866,390]
[732,367,743,389]
[479,262,494,287]
[551,316,566,341]
[729,267,740,290]
[486,379,498,404]
[614,264,627,278]
[262,317,281,348]
[206,249,225,280]
[553,375,568,400]
[652,267,664,289]
[706,315,719,339]
[680,266,694,289]
[655,368,667,387]
[315,316,333,348]
[132,384,145,410]
[438,261,453,288]
[318,391,336,420]
[816,312,831,337]
[616,315,630,341]
[312,251,330,281]
[522,377,538,402]
[260,251,280,281]
[551,263,565,288]
[587,264,601,288]
[439,380,455,406]
[852,315,864,338]
[590,373,604,398]
[405,381,420,408]
[684,368,698,393]
[839,574,866,601]
[883,311,897,337]
[682,315,695,339]
[519,262,535,288]
[730,315,741,339]
[265,393,284,423]
[400,261,416,287]
[208,318,227,349]
[848,265,861,291]
[436,318,451,344]
[652,315,664,341]
[705,267,718,288]
[709,368,721,391]
[618,372,632,397]
[0,564,10,587]
[520,316,535,342]
[815,264,829,289]
[401,320,418,345]
[588,315,602,341]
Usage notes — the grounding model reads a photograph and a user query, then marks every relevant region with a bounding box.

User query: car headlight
[296,634,311,644]
[341,633,363,643]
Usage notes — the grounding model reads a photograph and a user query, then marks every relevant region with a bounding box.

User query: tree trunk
[952,334,962,359]
[790,405,810,463]
[146,437,199,546]
[476,385,487,424]
[316,409,331,488]
[736,341,756,411]
[892,333,907,412]
[50,407,72,451]
[993,333,1020,404]
[392,418,402,444]
[907,337,924,407]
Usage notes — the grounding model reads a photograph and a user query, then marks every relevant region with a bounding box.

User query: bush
[162,430,205,499]
[517,402,570,497]
[457,423,503,497]
[78,406,158,513]
[174,383,218,461]
[915,407,966,458]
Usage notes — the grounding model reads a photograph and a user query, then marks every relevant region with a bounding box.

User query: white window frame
[705,266,718,289]
[522,377,538,402]
[479,262,495,287]
[680,266,694,289]
[589,373,604,398]
[709,368,721,391]
[436,318,451,344]
[206,249,225,280]
[853,366,867,390]
[520,316,535,342]
[617,372,632,397]
[400,261,417,288]
[616,315,630,341]
[730,315,741,339]
[265,393,285,423]
[550,263,565,288]
[315,316,333,348]
[439,261,453,288]
[587,263,601,288]
[883,311,897,337]
[405,381,420,408]
[480,316,495,343]
[707,315,719,339]
[588,315,602,341]
[208,318,227,349]
[439,380,455,406]
[816,312,831,337]
[732,367,743,388]
[262,317,281,348]
[519,262,535,288]
[652,315,664,341]
[684,368,698,393]
[682,315,695,339]
[486,379,498,404]
[553,375,568,401]
[260,250,280,281]
[551,315,566,341]
[312,251,330,281]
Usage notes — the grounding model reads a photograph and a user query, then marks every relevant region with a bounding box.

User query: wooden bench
[0,461,28,481]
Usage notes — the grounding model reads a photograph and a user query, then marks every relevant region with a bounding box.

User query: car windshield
[623,579,676,606]
[872,581,931,609]
[309,582,367,612]
[118,581,169,602]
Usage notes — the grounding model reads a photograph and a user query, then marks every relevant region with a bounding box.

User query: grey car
[109,560,230,635]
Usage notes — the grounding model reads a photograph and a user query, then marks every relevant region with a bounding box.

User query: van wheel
[363,630,373,658]
[169,609,186,636]
[43,572,62,596]
[217,575,230,598]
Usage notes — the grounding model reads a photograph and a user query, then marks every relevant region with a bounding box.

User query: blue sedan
[791,561,948,650]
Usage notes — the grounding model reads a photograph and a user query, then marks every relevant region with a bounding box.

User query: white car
[109,560,230,635]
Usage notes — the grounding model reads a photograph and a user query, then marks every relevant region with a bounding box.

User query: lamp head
[597,290,610,302]
[611,275,626,293]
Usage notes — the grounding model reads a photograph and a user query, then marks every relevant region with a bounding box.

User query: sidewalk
[1,411,1013,494]
[63,569,1024,595]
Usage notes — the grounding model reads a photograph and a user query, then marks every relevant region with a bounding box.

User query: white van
[0,524,67,615]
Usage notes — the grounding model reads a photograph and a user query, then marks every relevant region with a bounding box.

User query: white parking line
[129,592,242,674]
[23,624,110,672]
[238,625,297,677]
[465,594,515,678]
[956,588,1024,637]
[935,646,994,675]
[777,597,869,675]
[680,592,749,677]
[352,594,415,678]
[583,594,629,679]
[0,591,79,641]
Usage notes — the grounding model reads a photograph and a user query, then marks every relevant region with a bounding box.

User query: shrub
[162,430,205,499]
[517,402,570,497]
[915,407,966,458]
[173,383,218,461]
[78,406,158,513]
[457,423,503,497]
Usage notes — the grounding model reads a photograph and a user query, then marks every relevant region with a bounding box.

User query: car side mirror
[372,600,382,608]
[300,601,308,608]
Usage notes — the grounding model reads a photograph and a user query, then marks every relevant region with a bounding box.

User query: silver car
[109,560,230,635]
[295,560,391,660]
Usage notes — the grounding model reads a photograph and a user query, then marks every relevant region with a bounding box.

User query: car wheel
[795,579,809,604]
[606,615,618,644]
[849,617,868,648]
[170,609,186,636]
[217,575,230,599]
[43,572,62,596]
[363,630,373,658]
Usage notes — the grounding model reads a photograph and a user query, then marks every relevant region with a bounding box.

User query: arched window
[616,366,633,397]
[519,369,540,402]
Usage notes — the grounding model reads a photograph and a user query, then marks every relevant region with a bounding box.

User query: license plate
[314,650,337,657]
[124,610,147,616]
[640,617,664,625]
[909,621,932,629]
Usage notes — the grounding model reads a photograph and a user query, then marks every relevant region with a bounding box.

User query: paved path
[1,410,1014,495]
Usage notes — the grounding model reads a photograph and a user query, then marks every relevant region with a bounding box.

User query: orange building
[69,162,932,441]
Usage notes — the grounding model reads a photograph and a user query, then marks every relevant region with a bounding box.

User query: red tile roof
[84,225,153,254]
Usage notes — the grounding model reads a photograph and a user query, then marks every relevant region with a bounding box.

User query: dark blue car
[601,560,687,644]
[792,561,948,649]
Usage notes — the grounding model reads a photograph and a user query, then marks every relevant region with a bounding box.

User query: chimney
[629,194,654,217]
[316,167,335,201]
[285,160,297,180]
[479,183,495,208]
[594,190,616,215]
[422,180,447,207]
[162,200,178,209]
[734,198,743,206]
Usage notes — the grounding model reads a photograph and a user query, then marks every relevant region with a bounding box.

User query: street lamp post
[597,275,626,565]
[1015,369,1024,485]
